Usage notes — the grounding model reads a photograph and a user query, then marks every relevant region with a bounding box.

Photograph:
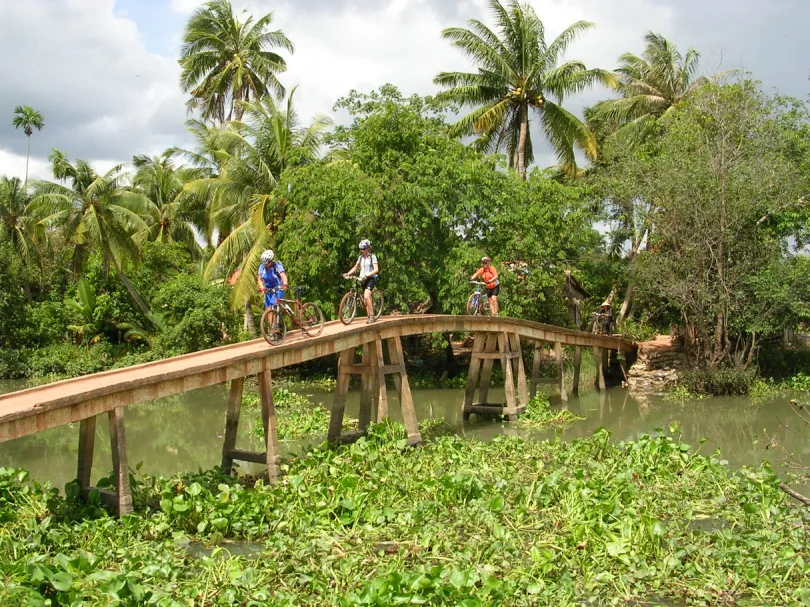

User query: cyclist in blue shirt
[257,249,288,309]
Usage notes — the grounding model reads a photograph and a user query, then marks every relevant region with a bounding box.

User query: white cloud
[0,0,189,178]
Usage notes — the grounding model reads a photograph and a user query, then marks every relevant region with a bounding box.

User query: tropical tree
[434,0,612,178]
[29,151,152,316]
[190,89,331,333]
[589,32,708,143]
[12,105,45,195]
[0,176,39,268]
[179,0,293,123]
[131,152,209,254]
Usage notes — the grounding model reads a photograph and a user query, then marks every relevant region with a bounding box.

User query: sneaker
[366,316,376,324]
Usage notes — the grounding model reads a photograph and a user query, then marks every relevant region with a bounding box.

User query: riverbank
[1,422,807,606]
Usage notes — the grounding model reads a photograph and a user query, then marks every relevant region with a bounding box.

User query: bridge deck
[0,315,633,442]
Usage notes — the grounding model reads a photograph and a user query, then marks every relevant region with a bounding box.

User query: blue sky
[1,0,808,181]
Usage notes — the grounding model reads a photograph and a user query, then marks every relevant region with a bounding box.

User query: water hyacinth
[0,423,808,606]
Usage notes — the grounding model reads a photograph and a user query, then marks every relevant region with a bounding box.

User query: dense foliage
[1,424,807,606]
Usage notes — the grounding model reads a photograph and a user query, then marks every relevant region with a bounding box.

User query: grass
[1,421,808,606]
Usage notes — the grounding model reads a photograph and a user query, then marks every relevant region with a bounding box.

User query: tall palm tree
[189,89,331,333]
[179,0,293,124]
[12,105,45,195]
[0,176,40,270]
[589,32,708,142]
[29,151,152,315]
[131,152,209,255]
[434,0,613,178]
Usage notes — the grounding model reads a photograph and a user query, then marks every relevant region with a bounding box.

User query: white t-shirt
[357,254,378,278]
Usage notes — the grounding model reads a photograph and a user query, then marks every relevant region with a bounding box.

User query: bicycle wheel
[339,291,357,325]
[466,293,480,315]
[300,302,325,337]
[260,307,287,345]
[371,290,384,318]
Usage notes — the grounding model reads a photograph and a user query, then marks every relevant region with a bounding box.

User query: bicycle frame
[267,287,308,328]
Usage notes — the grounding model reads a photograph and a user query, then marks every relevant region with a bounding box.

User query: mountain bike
[260,286,325,346]
[591,310,615,335]
[466,281,491,316]
[339,276,384,325]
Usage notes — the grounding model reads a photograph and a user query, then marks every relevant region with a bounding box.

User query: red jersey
[472,265,499,289]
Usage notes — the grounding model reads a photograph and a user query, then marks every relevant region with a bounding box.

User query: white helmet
[358,239,371,250]
[261,249,275,263]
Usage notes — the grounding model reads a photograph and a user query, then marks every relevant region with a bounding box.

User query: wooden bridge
[0,315,634,515]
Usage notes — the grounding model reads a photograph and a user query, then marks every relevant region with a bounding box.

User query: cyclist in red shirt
[471,256,500,316]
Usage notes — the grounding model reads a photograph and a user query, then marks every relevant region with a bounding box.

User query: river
[0,378,807,491]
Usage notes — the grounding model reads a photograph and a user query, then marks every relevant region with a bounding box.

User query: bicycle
[339,276,384,325]
[466,281,491,316]
[260,286,325,346]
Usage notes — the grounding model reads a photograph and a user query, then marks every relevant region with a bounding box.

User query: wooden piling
[555,342,568,404]
[220,378,244,474]
[572,346,582,396]
[77,416,96,492]
[462,331,526,421]
[258,371,281,482]
[107,407,133,516]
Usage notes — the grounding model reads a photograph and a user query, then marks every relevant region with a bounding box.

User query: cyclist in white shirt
[342,239,379,323]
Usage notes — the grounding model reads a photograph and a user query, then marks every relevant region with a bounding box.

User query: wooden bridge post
[572,346,582,396]
[258,371,281,482]
[358,343,375,431]
[386,336,421,445]
[328,348,355,442]
[107,407,133,516]
[529,344,543,399]
[508,333,529,407]
[220,377,245,474]
[217,372,281,483]
[555,342,568,404]
[593,346,606,392]
[77,416,96,494]
[462,331,526,421]
[329,338,421,446]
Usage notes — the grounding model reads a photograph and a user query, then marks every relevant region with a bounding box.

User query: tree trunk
[23,135,31,197]
[244,298,257,338]
[617,227,648,323]
[713,169,728,362]
[516,103,529,180]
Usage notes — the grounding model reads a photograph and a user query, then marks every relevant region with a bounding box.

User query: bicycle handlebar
[469,280,486,286]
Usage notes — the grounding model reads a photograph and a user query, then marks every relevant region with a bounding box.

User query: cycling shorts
[486,285,500,298]
[361,276,377,291]
[265,289,284,308]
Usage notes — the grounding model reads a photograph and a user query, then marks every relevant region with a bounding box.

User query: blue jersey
[258,261,285,289]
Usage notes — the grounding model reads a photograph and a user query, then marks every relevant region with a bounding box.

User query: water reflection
[0,378,807,490]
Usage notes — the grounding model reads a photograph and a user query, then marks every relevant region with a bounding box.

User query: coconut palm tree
[29,151,152,315]
[131,152,209,255]
[589,32,708,143]
[0,176,40,269]
[179,0,293,124]
[12,105,45,195]
[434,0,613,178]
[189,89,331,334]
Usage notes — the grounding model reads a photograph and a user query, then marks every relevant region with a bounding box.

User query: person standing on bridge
[343,239,379,323]
[257,250,288,328]
[471,256,499,316]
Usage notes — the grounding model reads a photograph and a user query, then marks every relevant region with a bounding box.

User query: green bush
[678,366,758,396]
[756,345,810,380]
[26,343,115,380]
[152,275,238,353]
[0,349,30,379]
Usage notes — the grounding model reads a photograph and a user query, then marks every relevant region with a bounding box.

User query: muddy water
[0,378,807,491]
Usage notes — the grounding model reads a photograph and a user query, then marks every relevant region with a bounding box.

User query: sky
[0,0,807,182]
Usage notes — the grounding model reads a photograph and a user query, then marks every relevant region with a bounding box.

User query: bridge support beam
[555,342,568,404]
[593,346,607,392]
[219,372,281,483]
[572,346,582,396]
[329,336,421,446]
[75,407,133,516]
[463,332,527,421]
